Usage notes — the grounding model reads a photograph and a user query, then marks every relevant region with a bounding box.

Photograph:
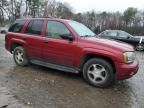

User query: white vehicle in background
[0,25,9,34]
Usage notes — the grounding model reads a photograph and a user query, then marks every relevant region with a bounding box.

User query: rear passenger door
[24,19,44,60]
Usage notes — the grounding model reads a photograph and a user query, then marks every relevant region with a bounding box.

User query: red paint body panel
[5,18,139,80]
[115,59,139,80]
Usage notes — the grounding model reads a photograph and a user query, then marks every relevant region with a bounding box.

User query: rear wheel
[83,58,115,88]
[13,46,29,66]
[136,44,144,51]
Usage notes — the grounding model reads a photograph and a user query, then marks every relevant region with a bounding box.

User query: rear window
[8,20,26,33]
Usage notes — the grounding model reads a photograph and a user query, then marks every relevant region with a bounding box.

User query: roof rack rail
[32,16,58,18]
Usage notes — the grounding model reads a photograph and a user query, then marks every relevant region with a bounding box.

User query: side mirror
[60,34,74,41]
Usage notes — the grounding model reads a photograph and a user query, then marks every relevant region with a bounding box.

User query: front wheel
[13,46,29,66]
[83,58,115,88]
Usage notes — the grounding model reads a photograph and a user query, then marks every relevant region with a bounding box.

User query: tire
[13,46,29,66]
[83,58,115,88]
[136,44,144,51]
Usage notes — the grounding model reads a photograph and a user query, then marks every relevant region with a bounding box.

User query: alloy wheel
[87,64,107,84]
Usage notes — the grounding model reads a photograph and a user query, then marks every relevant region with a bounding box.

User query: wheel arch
[80,53,116,73]
[10,42,24,53]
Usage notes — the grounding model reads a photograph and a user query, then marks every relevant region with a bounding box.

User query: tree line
[0,0,144,35]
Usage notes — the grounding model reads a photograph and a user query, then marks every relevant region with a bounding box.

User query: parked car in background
[98,30,144,51]
[0,26,8,34]
[5,18,138,88]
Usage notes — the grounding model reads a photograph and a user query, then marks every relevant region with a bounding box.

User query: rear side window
[8,20,26,33]
[25,19,43,35]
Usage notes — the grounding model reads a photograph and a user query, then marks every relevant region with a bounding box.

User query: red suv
[5,18,139,87]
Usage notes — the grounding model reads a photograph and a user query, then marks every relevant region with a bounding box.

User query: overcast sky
[58,0,144,13]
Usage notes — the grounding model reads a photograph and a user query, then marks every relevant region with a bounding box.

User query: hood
[82,37,134,52]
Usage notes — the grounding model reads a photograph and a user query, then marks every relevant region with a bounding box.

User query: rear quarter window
[8,20,26,33]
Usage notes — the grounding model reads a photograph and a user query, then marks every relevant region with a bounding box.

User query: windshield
[119,30,133,37]
[67,21,96,37]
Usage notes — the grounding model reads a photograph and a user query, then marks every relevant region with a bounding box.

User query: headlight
[123,52,136,63]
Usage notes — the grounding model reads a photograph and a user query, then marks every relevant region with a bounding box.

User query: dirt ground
[0,34,144,108]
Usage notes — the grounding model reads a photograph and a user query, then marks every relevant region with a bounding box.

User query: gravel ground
[0,34,144,108]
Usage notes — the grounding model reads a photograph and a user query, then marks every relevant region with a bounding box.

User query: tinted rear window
[8,20,26,33]
[25,19,43,35]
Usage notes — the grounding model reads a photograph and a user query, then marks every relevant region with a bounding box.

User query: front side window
[118,31,132,38]
[67,21,95,37]
[25,19,43,35]
[104,31,117,37]
[9,20,26,33]
[46,21,71,39]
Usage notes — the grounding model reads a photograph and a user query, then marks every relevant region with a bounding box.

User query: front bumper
[115,59,139,80]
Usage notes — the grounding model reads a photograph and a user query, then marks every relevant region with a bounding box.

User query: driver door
[43,20,78,67]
